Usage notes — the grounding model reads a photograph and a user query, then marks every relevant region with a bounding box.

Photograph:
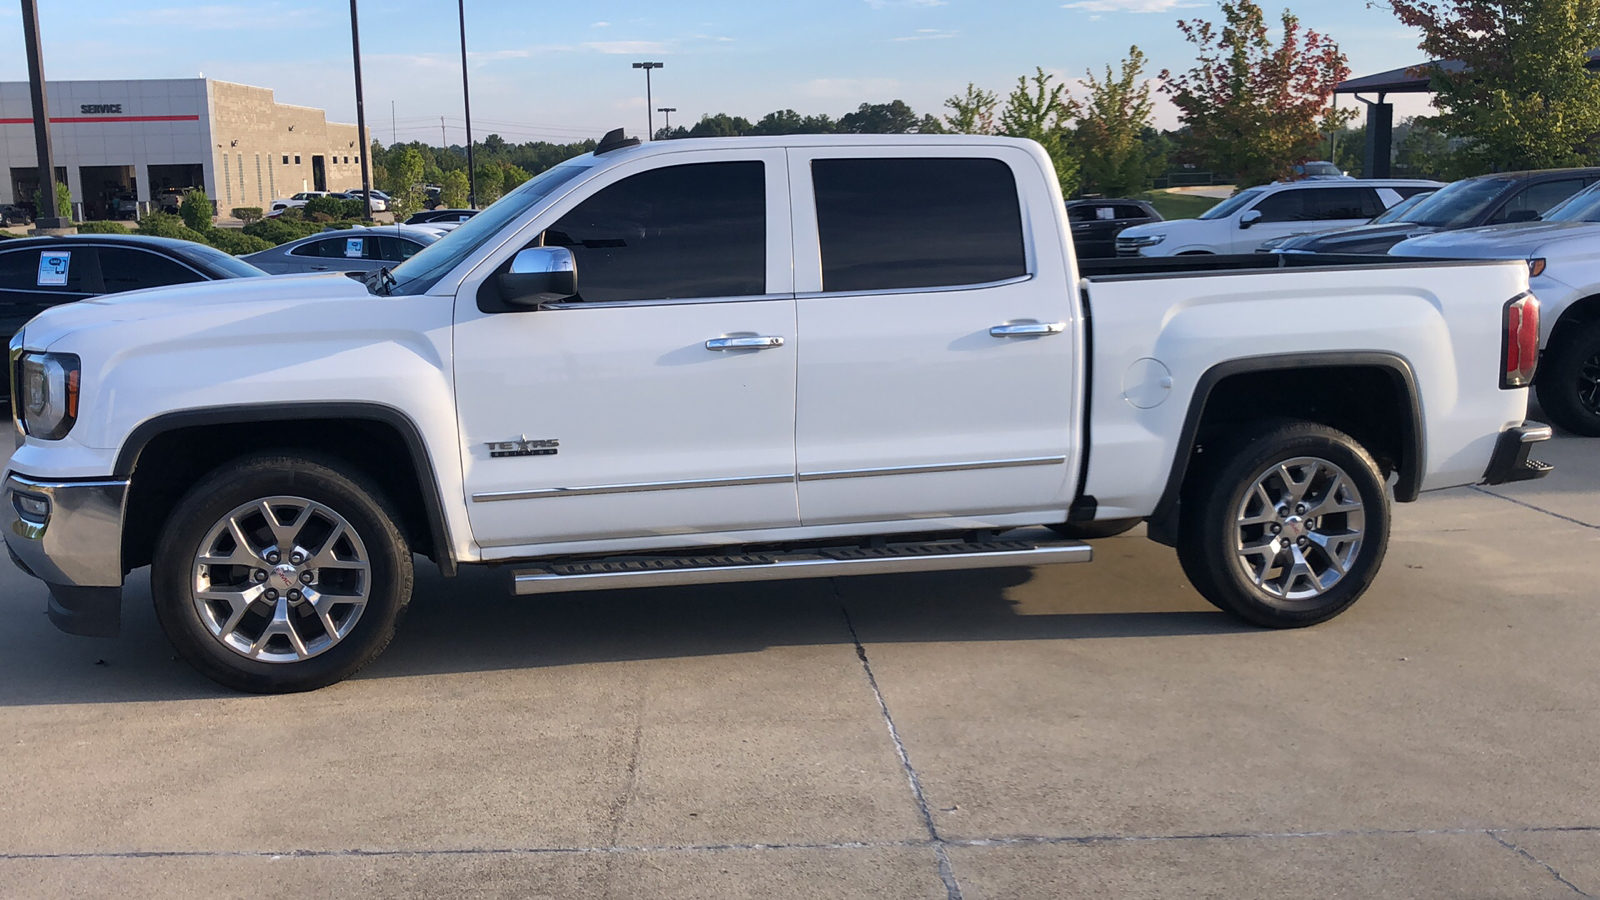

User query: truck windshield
[383,160,593,296]
[1368,190,1434,225]
[1542,182,1600,222]
[1197,187,1265,220]
[1401,177,1514,227]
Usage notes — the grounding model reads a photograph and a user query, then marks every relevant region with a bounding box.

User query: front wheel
[1535,319,1600,436]
[151,453,413,693]
[1176,421,1390,628]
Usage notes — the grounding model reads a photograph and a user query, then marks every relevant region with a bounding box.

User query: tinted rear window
[813,157,1026,292]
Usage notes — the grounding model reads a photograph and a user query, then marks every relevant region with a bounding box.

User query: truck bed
[1078,253,1502,281]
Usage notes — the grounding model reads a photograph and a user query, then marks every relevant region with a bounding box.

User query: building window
[268,155,276,199]
[238,152,245,201]
[294,155,301,165]
[282,155,288,165]
[255,154,263,203]
[222,154,232,205]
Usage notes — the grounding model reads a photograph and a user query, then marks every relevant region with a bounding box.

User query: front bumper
[1482,423,1555,485]
[3,471,129,637]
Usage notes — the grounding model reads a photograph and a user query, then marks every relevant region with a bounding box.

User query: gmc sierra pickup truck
[5,133,1552,693]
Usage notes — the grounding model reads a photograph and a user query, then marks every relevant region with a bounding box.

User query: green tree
[439,169,470,209]
[998,68,1082,196]
[1161,0,1353,186]
[33,180,73,222]
[388,147,426,220]
[1077,46,1157,196]
[474,163,505,206]
[179,188,213,231]
[943,83,1000,135]
[1389,0,1600,171]
[502,165,531,192]
[689,113,755,137]
[839,100,934,134]
[1393,118,1457,179]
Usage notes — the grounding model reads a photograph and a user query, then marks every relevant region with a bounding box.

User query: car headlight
[16,351,80,440]
[1119,234,1166,247]
[1528,258,1547,278]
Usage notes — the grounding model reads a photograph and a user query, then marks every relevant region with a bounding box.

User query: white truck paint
[3,135,1548,691]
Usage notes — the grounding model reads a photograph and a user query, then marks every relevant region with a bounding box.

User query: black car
[405,208,478,225]
[1065,199,1161,259]
[1,234,266,344]
[1270,167,1600,255]
[1,204,32,227]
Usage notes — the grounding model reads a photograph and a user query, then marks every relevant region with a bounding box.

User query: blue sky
[0,1,1434,145]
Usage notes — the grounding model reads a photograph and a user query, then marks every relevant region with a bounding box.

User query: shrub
[179,189,213,231]
[276,206,305,222]
[206,228,274,255]
[136,211,211,244]
[303,196,364,220]
[232,207,263,224]
[242,217,308,244]
[75,220,133,234]
[33,181,73,221]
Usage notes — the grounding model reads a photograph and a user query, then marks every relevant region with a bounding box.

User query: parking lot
[3,425,1598,899]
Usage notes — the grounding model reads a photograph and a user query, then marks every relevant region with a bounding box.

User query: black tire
[1176,421,1390,628]
[1048,518,1142,539]
[151,452,413,693]
[1535,319,1600,436]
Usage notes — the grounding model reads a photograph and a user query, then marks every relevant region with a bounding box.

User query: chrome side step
[510,530,1093,596]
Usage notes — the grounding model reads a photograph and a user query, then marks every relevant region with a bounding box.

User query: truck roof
[591,133,1048,158]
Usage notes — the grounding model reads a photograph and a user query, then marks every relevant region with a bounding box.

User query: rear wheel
[1176,421,1390,628]
[1535,319,1600,436]
[151,453,413,693]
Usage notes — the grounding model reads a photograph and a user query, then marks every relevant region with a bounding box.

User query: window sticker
[1096,206,1115,220]
[345,237,364,258]
[37,251,71,286]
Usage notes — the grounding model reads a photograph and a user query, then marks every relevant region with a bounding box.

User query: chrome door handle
[706,335,785,351]
[989,322,1065,337]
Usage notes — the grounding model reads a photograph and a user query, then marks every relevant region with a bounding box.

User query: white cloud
[893,29,957,41]
[591,21,610,27]
[802,77,902,99]
[582,40,673,55]
[1062,0,1205,12]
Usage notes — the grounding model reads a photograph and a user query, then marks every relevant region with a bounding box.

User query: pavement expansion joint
[1470,486,1600,529]
[1488,831,1595,898]
[838,598,964,900]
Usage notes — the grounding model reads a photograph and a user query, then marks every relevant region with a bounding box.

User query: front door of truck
[785,147,1079,526]
[454,150,799,551]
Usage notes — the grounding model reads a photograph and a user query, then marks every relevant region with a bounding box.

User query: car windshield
[173,243,268,278]
[383,160,593,296]
[1542,182,1600,222]
[1401,177,1515,227]
[1198,187,1266,220]
[1369,191,1435,225]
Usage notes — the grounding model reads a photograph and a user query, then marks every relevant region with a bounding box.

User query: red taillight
[1502,293,1540,389]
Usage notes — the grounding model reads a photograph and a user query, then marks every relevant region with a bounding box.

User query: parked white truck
[5,133,1552,692]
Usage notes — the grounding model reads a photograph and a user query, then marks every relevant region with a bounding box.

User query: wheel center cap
[268,564,298,591]
[1282,516,1308,540]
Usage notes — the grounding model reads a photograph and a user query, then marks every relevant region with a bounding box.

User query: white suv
[1118,179,1441,256]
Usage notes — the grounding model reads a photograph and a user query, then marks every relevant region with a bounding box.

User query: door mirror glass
[499,247,577,306]
[1238,209,1263,229]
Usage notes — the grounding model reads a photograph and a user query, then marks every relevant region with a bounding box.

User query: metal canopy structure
[1336,52,1600,176]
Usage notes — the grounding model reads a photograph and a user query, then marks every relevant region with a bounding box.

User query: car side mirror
[499,247,577,306]
[1239,209,1263,229]
[1505,209,1540,223]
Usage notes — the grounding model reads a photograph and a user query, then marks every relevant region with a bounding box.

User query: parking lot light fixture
[632,62,664,140]
[658,107,676,135]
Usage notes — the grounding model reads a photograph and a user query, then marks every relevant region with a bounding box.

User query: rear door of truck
[785,144,1083,526]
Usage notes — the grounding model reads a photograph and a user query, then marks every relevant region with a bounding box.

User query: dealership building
[0,78,368,219]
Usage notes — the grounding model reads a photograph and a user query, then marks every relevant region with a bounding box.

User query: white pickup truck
[5,134,1552,693]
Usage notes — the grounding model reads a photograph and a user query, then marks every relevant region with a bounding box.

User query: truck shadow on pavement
[0,534,1250,705]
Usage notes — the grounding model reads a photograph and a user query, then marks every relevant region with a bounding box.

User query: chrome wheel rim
[191,496,371,663]
[1233,457,1365,602]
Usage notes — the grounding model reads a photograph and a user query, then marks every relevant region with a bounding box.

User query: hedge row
[136,212,274,255]
[242,217,362,245]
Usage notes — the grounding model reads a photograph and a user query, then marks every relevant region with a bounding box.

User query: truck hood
[1390,221,1600,260]
[1116,217,1212,244]
[1283,222,1442,253]
[19,272,370,350]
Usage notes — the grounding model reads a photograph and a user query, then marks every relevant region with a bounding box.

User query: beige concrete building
[0,78,367,219]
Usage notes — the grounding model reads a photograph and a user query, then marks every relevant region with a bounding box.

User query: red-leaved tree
[1161,0,1352,186]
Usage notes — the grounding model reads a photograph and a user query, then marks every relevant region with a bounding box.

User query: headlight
[17,351,80,440]
[1119,234,1166,247]
[1528,258,1547,278]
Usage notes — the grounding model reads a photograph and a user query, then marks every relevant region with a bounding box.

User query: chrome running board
[510,530,1092,596]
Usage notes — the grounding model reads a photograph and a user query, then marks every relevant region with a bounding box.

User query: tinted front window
[376,236,424,262]
[1253,188,1378,223]
[544,161,766,303]
[97,248,203,292]
[1489,179,1586,224]
[1198,187,1266,220]
[0,249,37,290]
[293,235,378,259]
[813,157,1025,292]
[1370,191,1434,224]
[174,243,266,278]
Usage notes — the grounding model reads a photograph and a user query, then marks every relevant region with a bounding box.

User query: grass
[1136,190,1226,220]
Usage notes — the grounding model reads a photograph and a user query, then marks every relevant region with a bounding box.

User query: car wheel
[1535,319,1600,436]
[151,452,413,693]
[1176,421,1390,628]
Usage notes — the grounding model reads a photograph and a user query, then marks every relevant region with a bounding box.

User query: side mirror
[499,247,577,306]
[1239,209,1263,229]
[1505,209,1540,223]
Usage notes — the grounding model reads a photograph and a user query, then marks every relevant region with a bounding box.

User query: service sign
[37,251,70,286]
[345,238,364,258]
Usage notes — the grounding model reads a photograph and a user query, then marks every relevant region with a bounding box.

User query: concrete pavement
[2,431,1598,898]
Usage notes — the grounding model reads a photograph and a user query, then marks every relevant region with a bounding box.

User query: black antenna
[595,128,641,155]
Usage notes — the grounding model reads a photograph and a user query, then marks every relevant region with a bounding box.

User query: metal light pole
[21,0,69,231]
[349,0,372,221]
[459,0,477,207]
[658,107,676,136]
[632,61,663,139]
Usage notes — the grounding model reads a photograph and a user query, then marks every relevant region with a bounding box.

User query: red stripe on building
[0,115,201,124]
